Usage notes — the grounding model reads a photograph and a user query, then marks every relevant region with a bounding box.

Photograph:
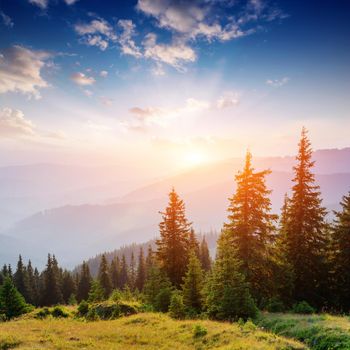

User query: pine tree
[98,254,112,299]
[77,261,91,302]
[26,260,36,305]
[156,188,192,287]
[200,237,211,272]
[109,256,120,290]
[224,151,277,303]
[205,231,257,321]
[281,128,328,306]
[88,280,105,303]
[189,228,200,258]
[182,251,204,314]
[136,247,146,291]
[145,245,154,277]
[13,255,30,303]
[119,255,129,289]
[331,192,350,311]
[41,254,63,306]
[129,252,136,290]
[61,270,76,304]
[0,276,28,319]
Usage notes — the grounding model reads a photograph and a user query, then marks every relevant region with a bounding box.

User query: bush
[154,287,172,312]
[86,300,141,320]
[0,313,6,322]
[292,301,315,314]
[193,324,207,338]
[51,306,69,318]
[35,307,50,319]
[77,300,89,317]
[86,308,99,321]
[68,294,77,305]
[265,297,285,313]
[169,292,186,319]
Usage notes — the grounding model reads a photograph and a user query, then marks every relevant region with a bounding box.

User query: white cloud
[100,70,108,77]
[125,97,209,130]
[0,108,35,138]
[216,91,240,109]
[143,33,196,69]
[99,96,113,106]
[64,0,79,4]
[83,89,93,97]
[266,77,290,87]
[117,19,143,58]
[74,18,117,50]
[29,0,48,9]
[70,72,95,86]
[0,45,50,99]
[0,11,14,28]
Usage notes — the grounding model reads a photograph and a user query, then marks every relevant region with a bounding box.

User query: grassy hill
[0,312,307,350]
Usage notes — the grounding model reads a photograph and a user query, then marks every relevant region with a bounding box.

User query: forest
[1,128,350,349]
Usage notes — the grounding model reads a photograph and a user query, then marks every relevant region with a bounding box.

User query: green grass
[0,312,307,350]
[256,312,350,350]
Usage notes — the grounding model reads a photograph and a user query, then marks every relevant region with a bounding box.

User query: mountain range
[1,148,349,269]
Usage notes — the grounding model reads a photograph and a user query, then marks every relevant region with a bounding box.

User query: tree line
[1,128,350,320]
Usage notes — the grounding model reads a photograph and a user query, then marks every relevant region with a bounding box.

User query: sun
[183,151,207,167]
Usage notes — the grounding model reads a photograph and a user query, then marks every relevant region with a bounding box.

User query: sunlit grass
[0,312,307,350]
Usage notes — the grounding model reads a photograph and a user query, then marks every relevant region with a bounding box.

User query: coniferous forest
[1,128,350,327]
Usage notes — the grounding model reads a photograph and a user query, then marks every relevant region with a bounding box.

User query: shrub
[0,313,6,322]
[265,297,285,313]
[169,292,186,319]
[86,308,99,321]
[51,306,69,318]
[35,307,50,319]
[68,294,77,305]
[193,324,207,338]
[154,287,172,312]
[77,300,89,317]
[292,301,315,314]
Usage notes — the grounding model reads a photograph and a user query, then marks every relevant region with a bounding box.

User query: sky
[0,0,349,174]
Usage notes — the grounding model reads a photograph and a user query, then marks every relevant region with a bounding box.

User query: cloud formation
[266,77,290,87]
[29,0,48,9]
[0,11,14,27]
[75,18,117,50]
[70,72,96,86]
[216,92,240,109]
[0,45,50,99]
[0,108,35,138]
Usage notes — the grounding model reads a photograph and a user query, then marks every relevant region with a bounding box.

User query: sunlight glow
[183,150,208,167]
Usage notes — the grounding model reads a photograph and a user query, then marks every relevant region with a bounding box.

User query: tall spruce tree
[41,254,63,306]
[129,252,136,290]
[77,261,91,302]
[224,151,277,303]
[13,255,30,303]
[0,277,28,320]
[188,229,200,259]
[119,255,129,289]
[182,251,204,314]
[98,254,112,299]
[61,270,76,304]
[331,192,350,311]
[156,188,192,287]
[205,231,257,321]
[136,247,146,291]
[200,237,211,272]
[281,128,327,306]
[109,256,120,290]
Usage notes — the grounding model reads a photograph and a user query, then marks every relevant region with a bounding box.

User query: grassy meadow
[257,313,350,350]
[0,311,307,350]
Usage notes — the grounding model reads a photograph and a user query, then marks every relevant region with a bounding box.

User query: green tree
[156,188,192,287]
[119,254,129,289]
[98,254,112,299]
[224,151,277,303]
[41,254,63,306]
[281,128,328,306]
[109,256,120,290]
[88,280,105,303]
[13,255,30,303]
[136,247,146,291]
[61,270,76,304]
[0,277,28,319]
[77,261,91,302]
[189,229,200,258]
[205,231,257,321]
[331,192,350,311]
[182,251,204,314]
[144,263,172,312]
[200,237,211,272]
[169,291,186,319]
[129,252,136,290]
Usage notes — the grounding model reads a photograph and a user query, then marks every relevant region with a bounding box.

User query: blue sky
[0,0,349,171]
